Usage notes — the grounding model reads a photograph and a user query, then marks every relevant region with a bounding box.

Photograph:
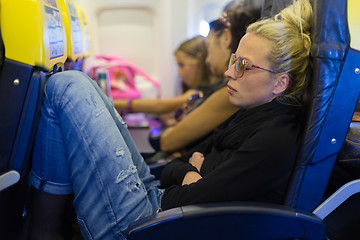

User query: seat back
[0,0,67,236]
[59,0,94,72]
[77,4,93,58]
[284,0,360,211]
[0,0,67,189]
[58,0,87,71]
[59,0,84,61]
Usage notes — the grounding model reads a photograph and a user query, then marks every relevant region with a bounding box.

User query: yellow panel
[348,0,360,50]
[58,0,84,61]
[41,0,68,68]
[76,5,93,57]
[0,0,67,70]
[58,0,72,60]
[1,0,41,66]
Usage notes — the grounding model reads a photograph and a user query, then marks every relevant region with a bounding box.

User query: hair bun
[276,0,312,35]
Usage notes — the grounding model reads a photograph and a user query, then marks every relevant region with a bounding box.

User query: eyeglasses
[228,53,279,78]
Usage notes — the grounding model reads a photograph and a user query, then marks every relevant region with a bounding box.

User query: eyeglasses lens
[228,55,235,69]
[229,54,245,78]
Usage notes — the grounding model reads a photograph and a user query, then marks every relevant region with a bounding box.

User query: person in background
[114,7,259,156]
[113,35,217,117]
[177,36,218,93]
[159,7,259,154]
[28,1,313,239]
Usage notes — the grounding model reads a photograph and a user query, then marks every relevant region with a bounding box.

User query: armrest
[0,170,20,191]
[313,179,360,219]
[126,202,326,240]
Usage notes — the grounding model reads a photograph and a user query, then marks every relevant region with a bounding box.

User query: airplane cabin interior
[0,0,360,239]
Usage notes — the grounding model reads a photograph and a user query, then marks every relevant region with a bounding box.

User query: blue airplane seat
[284,0,360,212]
[127,202,325,240]
[126,0,360,239]
[312,117,360,238]
[0,0,67,238]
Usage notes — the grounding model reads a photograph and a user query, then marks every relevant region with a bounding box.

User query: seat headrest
[0,0,68,71]
[58,0,83,61]
[77,4,93,57]
[58,0,92,62]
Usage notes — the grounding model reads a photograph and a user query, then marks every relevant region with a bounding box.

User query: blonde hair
[247,0,313,105]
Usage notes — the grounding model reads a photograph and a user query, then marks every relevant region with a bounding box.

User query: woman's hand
[182,171,202,186]
[189,152,204,172]
[181,152,205,186]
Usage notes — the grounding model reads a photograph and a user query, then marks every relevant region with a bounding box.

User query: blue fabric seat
[0,0,67,237]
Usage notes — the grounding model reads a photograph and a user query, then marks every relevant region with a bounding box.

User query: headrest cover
[76,5,93,57]
[348,0,360,50]
[0,0,67,70]
[58,0,84,61]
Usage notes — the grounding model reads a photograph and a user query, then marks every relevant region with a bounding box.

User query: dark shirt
[196,78,227,100]
[160,100,304,210]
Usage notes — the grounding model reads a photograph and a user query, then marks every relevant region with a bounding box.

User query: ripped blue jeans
[29,71,162,240]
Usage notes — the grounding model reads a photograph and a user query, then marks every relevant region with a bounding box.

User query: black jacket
[161,100,304,210]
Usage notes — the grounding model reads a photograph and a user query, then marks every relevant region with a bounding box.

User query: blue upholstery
[0,60,47,178]
[0,1,67,237]
[127,203,325,240]
[285,0,360,211]
[0,55,49,240]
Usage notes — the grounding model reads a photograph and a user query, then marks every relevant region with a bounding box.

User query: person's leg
[29,71,161,240]
[28,187,72,240]
[83,73,162,208]
[28,71,75,240]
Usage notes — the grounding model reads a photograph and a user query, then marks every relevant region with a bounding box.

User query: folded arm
[160,122,298,210]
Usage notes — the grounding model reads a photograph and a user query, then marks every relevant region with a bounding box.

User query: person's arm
[160,136,214,188]
[181,171,202,185]
[160,86,238,152]
[113,89,198,114]
[160,121,299,210]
